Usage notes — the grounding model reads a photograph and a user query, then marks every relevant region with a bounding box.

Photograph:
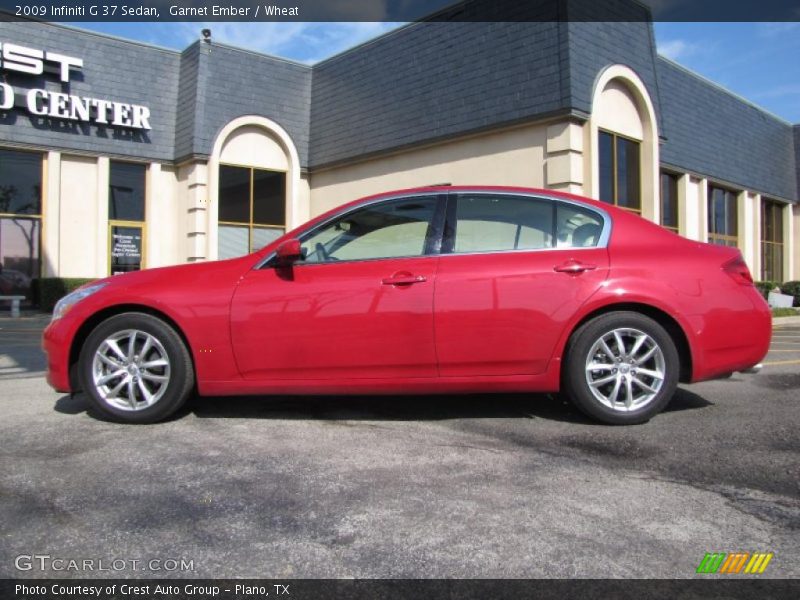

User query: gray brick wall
[187,43,312,165]
[174,43,201,161]
[565,20,663,132]
[309,20,566,168]
[1,14,797,204]
[657,57,797,202]
[0,21,180,162]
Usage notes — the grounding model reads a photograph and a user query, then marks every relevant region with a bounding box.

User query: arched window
[209,116,303,260]
[590,66,659,222]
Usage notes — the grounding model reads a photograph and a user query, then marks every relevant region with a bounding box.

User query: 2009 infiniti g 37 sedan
[43,186,771,425]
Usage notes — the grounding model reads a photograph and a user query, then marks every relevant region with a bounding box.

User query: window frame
[707,183,739,247]
[262,193,447,269]
[108,160,147,275]
[441,192,610,257]
[0,148,44,285]
[108,220,147,276]
[598,129,642,213]
[760,198,784,282]
[659,171,680,233]
[257,191,611,270]
[218,162,287,256]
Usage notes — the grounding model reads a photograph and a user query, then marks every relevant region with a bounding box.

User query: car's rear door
[434,192,610,376]
[230,194,445,381]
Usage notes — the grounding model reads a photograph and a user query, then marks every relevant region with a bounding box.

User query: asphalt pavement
[0,314,798,578]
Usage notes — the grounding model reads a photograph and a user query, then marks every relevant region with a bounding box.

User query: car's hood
[93,255,254,296]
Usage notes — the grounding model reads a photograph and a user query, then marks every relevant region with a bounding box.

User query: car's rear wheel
[78,312,194,424]
[563,312,679,425]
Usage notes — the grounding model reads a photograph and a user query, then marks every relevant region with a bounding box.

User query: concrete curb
[773,316,800,326]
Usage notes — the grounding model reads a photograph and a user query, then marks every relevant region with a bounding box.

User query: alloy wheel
[584,327,666,412]
[91,329,171,411]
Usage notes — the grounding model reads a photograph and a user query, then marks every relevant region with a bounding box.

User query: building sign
[110,226,143,274]
[0,42,151,130]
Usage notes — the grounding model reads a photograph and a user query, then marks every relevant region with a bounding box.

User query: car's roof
[351,185,612,212]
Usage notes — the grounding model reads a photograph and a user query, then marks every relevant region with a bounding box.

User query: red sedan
[43,186,771,425]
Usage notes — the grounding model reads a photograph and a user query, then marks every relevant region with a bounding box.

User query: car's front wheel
[563,311,679,425]
[78,312,194,424]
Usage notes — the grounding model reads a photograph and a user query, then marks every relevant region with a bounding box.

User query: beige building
[0,18,798,303]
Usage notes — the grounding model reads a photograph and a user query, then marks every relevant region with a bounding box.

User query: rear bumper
[689,287,772,383]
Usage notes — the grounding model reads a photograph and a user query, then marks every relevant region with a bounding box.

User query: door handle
[554,260,597,274]
[382,274,427,286]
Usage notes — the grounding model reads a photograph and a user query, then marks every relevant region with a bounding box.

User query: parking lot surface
[1,315,798,578]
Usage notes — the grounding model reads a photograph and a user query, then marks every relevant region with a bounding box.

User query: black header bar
[0,0,799,23]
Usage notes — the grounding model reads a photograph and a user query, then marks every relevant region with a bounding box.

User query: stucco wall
[310,123,549,216]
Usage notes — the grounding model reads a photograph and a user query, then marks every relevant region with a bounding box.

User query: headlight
[51,283,108,322]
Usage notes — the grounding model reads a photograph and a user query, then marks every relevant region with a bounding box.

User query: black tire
[562,311,679,425]
[78,312,194,424]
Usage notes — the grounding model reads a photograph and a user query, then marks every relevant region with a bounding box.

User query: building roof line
[657,53,794,127]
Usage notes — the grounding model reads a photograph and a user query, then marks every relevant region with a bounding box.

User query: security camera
[201,29,212,42]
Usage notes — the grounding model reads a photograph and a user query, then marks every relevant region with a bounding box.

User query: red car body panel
[42,186,771,397]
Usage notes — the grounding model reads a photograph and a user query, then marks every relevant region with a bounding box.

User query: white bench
[0,295,25,318]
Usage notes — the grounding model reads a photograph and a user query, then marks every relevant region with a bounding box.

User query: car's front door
[230,195,444,381]
[434,192,610,376]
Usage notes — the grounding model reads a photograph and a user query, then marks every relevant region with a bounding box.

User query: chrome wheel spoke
[590,373,617,387]
[599,339,617,361]
[613,330,626,355]
[107,377,127,399]
[624,377,634,409]
[637,345,658,364]
[98,353,123,369]
[629,334,647,357]
[137,379,154,405]
[586,363,615,372]
[140,335,153,358]
[105,339,126,361]
[608,377,622,405]
[97,369,126,386]
[127,331,137,361]
[141,371,168,383]
[585,327,666,413]
[632,377,658,394]
[141,358,168,369]
[636,367,664,381]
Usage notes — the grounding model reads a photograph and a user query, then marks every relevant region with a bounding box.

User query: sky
[70,21,800,123]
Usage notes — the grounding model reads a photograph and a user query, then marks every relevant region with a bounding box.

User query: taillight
[723,256,754,286]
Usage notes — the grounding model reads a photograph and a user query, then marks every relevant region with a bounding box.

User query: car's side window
[453,194,554,253]
[451,194,604,253]
[299,196,439,264]
[556,204,604,248]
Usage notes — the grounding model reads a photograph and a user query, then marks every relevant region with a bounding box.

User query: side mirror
[275,238,304,265]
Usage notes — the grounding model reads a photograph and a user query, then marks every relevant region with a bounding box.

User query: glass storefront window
[598,130,641,212]
[109,162,146,222]
[0,150,42,301]
[109,161,146,275]
[218,165,286,259]
[660,172,679,232]
[761,199,784,282]
[707,185,738,247]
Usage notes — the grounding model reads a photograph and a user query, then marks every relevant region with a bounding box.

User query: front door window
[299,196,439,264]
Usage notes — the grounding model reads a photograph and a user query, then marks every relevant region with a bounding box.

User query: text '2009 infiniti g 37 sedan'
[43,187,771,425]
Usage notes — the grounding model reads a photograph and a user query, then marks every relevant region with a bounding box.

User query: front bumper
[42,317,78,393]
